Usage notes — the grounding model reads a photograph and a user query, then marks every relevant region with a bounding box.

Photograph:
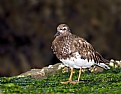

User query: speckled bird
[51,24,110,84]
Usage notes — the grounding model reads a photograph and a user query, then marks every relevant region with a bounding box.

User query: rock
[18,63,64,79]
[109,59,121,68]
[18,59,121,80]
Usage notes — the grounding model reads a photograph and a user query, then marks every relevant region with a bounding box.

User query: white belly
[60,52,95,69]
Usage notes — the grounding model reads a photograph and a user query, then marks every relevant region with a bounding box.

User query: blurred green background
[0,0,121,76]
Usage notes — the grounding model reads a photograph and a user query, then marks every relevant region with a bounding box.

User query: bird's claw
[61,80,79,84]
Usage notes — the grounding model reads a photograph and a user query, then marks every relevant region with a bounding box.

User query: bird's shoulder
[71,35,109,63]
[71,34,96,61]
[72,35,94,51]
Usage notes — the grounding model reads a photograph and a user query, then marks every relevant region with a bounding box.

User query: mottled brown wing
[94,51,110,64]
[73,37,110,64]
[73,37,99,63]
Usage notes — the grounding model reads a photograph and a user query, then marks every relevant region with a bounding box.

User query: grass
[0,67,121,94]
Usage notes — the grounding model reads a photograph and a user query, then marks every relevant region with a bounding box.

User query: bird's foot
[61,80,79,84]
[70,80,79,84]
[61,81,71,84]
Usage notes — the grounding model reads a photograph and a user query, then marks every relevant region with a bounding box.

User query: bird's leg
[61,67,74,84]
[69,67,74,81]
[77,67,82,82]
[70,67,82,84]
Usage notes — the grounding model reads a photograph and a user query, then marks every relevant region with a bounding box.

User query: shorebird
[51,24,110,84]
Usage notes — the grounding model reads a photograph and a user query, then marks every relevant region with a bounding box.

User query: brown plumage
[51,24,110,84]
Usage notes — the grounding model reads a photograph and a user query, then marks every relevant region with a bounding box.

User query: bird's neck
[61,32,72,37]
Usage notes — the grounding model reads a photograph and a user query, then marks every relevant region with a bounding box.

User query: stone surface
[18,63,64,79]
[18,59,121,79]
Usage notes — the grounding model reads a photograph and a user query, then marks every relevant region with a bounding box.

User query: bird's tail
[95,52,110,69]
[96,63,110,69]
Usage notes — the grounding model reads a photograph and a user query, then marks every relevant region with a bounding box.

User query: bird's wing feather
[73,36,100,63]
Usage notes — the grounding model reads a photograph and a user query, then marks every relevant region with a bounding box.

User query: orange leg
[61,67,74,84]
[78,67,82,82]
[69,67,74,81]
[70,67,82,84]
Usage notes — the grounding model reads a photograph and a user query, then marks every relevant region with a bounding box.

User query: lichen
[0,67,121,94]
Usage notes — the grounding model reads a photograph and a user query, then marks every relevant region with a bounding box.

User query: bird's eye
[63,28,66,30]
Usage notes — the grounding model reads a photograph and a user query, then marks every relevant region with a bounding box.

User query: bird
[51,24,110,84]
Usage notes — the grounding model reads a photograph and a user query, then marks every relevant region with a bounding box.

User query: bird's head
[55,24,71,37]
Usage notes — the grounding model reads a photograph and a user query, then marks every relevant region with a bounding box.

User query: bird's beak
[54,31,60,37]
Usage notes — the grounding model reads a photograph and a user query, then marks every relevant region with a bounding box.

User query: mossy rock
[0,67,121,94]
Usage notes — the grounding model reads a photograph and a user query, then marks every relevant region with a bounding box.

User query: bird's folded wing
[73,37,101,63]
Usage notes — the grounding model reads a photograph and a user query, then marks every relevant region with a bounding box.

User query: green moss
[0,68,121,94]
